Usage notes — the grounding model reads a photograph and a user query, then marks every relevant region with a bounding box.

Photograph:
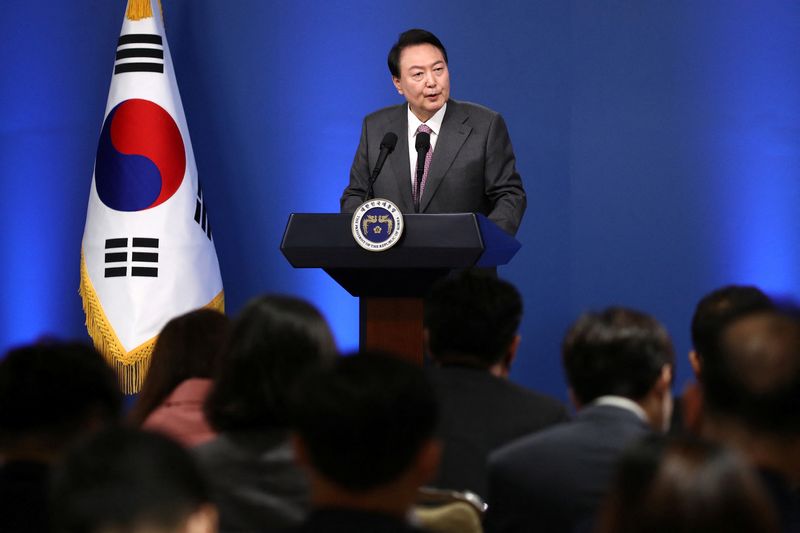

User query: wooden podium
[280,213,520,364]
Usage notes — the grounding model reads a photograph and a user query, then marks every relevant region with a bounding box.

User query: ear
[567,387,583,411]
[290,432,310,469]
[413,439,442,486]
[423,328,432,360]
[688,349,702,377]
[505,334,521,369]
[392,76,403,95]
[657,364,673,393]
[183,504,218,533]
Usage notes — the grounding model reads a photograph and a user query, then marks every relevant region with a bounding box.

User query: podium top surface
[281,213,520,269]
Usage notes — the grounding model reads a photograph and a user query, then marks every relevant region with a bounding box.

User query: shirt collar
[591,395,648,422]
[407,102,447,137]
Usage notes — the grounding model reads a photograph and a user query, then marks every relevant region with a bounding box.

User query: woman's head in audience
[596,435,779,533]
[128,309,231,426]
[205,295,337,432]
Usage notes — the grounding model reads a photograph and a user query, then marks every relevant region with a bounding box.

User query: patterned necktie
[414,123,434,207]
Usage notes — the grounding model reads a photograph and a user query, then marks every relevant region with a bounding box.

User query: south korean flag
[80,0,224,393]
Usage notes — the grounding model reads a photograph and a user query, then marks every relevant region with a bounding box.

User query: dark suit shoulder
[426,366,568,429]
[446,99,504,121]
[363,103,406,123]
[491,404,650,465]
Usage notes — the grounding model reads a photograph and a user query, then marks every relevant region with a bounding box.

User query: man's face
[392,43,450,122]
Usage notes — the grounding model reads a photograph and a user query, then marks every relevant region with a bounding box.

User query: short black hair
[205,295,336,431]
[50,427,212,533]
[562,307,675,405]
[292,353,438,491]
[0,340,121,451]
[701,311,800,436]
[690,285,774,358]
[424,270,522,368]
[388,29,448,78]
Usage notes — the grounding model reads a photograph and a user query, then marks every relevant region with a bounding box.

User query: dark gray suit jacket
[340,99,526,236]
[426,365,568,499]
[485,404,652,533]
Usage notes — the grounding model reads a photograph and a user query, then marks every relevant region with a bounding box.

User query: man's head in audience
[562,307,675,431]
[700,310,800,479]
[0,340,121,462]
[690,285,774,378]
[424,270,523,377]
[291,353,440,517]
[51,427,217,533]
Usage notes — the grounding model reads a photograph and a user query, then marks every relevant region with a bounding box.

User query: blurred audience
[423,270,567,498]
[128,308,231,447]
[50,427,217,533]
[595,434,779,533]
[5,282,797,533]
[0,341,122,533]
[486,307,675,533]
[671,285,774,434]
[194,295,336,532]
[699,309,800,532]
[289,353,439,533]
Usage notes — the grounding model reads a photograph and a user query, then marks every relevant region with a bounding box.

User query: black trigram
[194,184,213,240]
[104,238,159,278]
[114,34,164,75]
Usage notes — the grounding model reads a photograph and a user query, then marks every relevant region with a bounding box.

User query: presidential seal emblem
[351,198,404,251]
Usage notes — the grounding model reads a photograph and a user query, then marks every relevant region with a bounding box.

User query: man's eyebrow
[407,60,445,71]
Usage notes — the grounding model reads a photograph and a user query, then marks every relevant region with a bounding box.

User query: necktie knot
[417,124,433,135]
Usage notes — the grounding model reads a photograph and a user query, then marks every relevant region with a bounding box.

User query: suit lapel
[386,106,413,211]
[420,100,472,213]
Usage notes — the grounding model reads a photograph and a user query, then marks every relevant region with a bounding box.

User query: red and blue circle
[95,99,186,211]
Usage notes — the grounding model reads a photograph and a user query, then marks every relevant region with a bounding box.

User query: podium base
[359,297,424,365]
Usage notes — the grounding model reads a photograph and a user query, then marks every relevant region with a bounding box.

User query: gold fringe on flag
[125,0,164,21]
[79,252,224,394]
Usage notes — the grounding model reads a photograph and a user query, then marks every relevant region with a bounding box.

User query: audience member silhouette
[0,341,122,533]
[128,308,231,446]
[699,310,800,532]
[194,295,337,532]
[486,307,675,533]
[423,270,567,497]
[50,427,218,533]
[671,285,774,434]
[289,353,440,533]
[595,434,779,533]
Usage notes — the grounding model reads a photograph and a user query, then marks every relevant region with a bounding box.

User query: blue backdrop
[2,0,799,402]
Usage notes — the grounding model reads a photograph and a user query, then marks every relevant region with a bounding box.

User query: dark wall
[2,0,799,402]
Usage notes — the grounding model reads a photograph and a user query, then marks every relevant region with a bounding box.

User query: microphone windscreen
[415,132,431,152]
[380,132,398,152]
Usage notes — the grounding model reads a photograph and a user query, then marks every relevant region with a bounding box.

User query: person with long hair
[128,308,230,447]
[194,295,337,532]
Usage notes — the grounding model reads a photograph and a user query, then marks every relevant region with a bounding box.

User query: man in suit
[289,354,439,533]
[423,270,568,499]
[340,29,526,236]
[670,285,774,434]
[485,307,675,533]
[699,310,800,532]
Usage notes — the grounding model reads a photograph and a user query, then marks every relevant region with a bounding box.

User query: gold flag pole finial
[126,0,163,21]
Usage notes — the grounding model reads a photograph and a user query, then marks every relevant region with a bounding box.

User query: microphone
[414,132,430,213]
[365,132,398,201]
